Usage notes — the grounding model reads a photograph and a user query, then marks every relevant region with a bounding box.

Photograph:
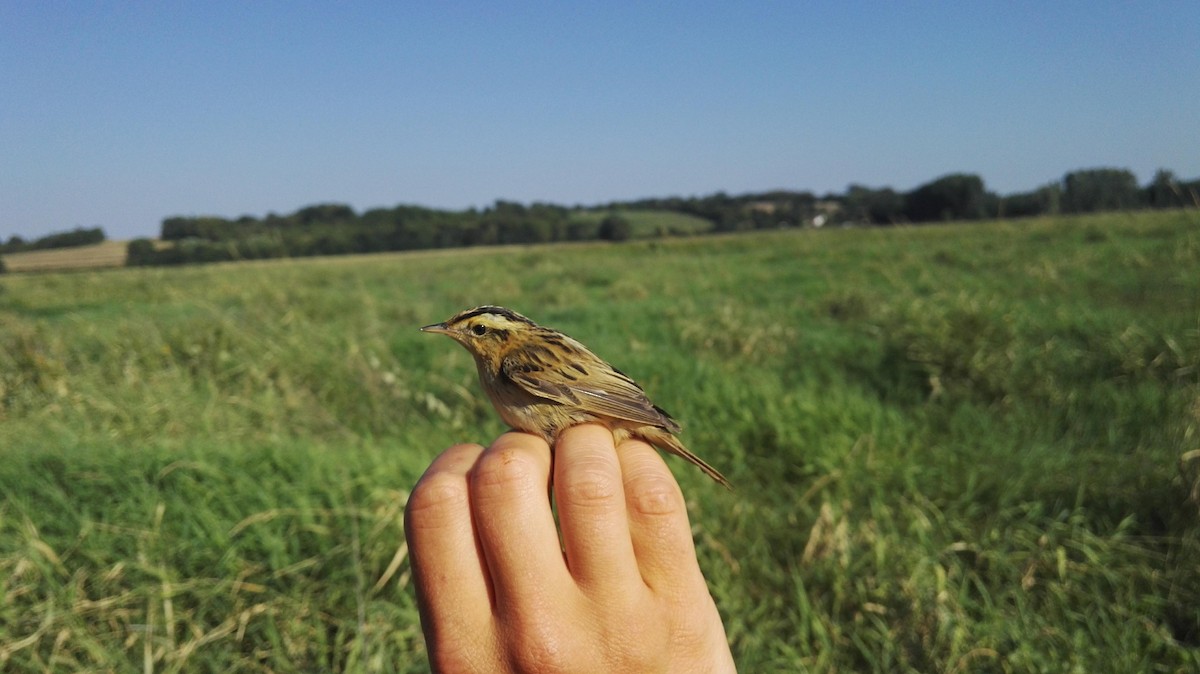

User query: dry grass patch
[2,241,130,273]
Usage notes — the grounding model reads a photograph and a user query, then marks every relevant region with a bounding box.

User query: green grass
[2,210,1199,672]
[568,208,715,237]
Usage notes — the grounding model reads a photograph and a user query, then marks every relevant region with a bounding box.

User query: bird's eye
[471,324,488,336]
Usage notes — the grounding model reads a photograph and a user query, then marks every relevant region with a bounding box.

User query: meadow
[1,210,1197,672]
[567,208,714,237]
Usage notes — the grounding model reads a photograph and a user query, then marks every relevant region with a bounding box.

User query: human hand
[404,423,736,673]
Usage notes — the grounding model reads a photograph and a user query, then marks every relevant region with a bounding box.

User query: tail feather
[636,426,733,490]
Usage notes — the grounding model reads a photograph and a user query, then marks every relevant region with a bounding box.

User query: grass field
[568,208,715,237]
[1,210,1198,672]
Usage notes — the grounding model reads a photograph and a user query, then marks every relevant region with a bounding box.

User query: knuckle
[558,462,622,511]
[670,604,715,648]
[505,619,574,673]
[601,608,670,670]
[626,472,686,518]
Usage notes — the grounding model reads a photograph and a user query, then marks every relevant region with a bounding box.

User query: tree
[125,238,158,266]
[1062,168,1140,213]
[566,218,599,241]
[161,216,235,241]
[844,185,904,224]
[24,226,106,250]
[598,215,632,241]
[2,235,27,254]
[1001,182,1062,218]
[295,203,356,226]
[687,192,740,231]
[395,217,439,250]
[1144,169,1187,209]
[904,173,987,222]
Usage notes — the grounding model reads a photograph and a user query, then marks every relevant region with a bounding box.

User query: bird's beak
[420,322,451,335]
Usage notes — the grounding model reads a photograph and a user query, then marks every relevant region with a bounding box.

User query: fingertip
[426,442,487,477]
[556,422,617,451]
[553,422,625,510]
[406,443,484,527]
[471,431,553,500]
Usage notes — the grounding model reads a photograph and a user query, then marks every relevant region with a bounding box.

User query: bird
[421,305,732,489]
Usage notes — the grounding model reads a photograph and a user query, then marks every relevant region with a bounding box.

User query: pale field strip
[2,240,129,272]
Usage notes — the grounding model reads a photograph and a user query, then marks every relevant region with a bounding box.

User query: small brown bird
[421,306,731,489]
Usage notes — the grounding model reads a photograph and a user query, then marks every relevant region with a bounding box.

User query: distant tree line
[0,226,106,255]
[834,168,1198,225]
[574,167,1197,230]
[127,202,633,266]
[123,166,1197,267]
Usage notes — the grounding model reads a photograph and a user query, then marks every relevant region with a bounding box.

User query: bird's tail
[638,427,733,490]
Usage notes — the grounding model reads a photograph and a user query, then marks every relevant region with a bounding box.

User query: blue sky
[2,2,1197,241]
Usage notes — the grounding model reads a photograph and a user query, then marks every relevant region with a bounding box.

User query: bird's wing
[502,352,682,433]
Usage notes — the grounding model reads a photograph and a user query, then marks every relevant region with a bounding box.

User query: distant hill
[567,209,714,237]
